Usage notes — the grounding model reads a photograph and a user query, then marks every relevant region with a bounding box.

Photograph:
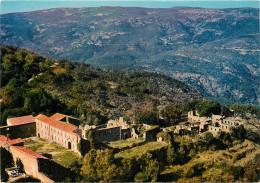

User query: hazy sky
[1,0,259,15]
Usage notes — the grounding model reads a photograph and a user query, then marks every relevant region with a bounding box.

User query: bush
[134,172,148,182]
[232,152,246,162]
[195,100,221,117]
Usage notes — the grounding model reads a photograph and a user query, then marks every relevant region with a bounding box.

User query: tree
[138,153,160,182]
[119,157,139,181]
[137,110,158,125]
[162,105,183,125]
[202,132,214,144]
[81,149,120,182]
[24,88,53,112]
[81,149,98,181]
[216,131,233,148]
[244,162,258,182]
[245,129,259,143]
[195,100,221,117]
[231,125,246,141]
[166,145,176,165]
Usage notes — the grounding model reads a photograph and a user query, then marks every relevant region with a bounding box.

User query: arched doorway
[38,133,40,138]
[68,142,71,149]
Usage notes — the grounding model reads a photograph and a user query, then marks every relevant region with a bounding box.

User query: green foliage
[139,153,160,182]
[195,100,221,117]
[81,149,120,182]
[24,88,52,112]
[166,145,176,165]
[77,139,91,156]
[182,162,205,178]
[228,104,260,118]
[161,105,183,125]
[85,130,95,148]
[245,129,259,144]
[201,132,214,144]
[134,172,148,182]
[232,152,246,162]
[0,45,68,121]
[138,111,159,125]
[244,162,259,182]
[0,45,201,127]
[120,157,139,181]
[231,125,247,142]
[157,131,174,144]
[216,131,233,148]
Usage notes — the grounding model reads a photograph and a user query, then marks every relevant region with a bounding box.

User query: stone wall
[0,122,36,139]
[144,126,160,142]
[10,146,43,178]
[208,125,221,133]
[93,127,121,143]
[121,128,131,139]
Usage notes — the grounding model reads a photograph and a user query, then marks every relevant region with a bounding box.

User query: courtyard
[23,137,81,168]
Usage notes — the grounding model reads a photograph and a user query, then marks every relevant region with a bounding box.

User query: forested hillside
[1,7,259,105]
[0,45,202,125]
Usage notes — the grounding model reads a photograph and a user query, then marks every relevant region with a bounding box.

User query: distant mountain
[1,7,259,105]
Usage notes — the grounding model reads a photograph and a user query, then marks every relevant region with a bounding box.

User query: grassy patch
[107,138,144,149]
[52,151,81,168]
[24,137,80,168]
[115,142,168,158]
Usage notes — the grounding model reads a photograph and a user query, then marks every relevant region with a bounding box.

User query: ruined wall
[93,127,121,143]
[144,126,160,142]
[0,122,36,139]
[10,146,39,177]
[208,125,221,133]
[220,124,232,132]
[121,128,131,139]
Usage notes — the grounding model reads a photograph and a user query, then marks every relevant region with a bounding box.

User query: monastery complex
[0,110,243,182]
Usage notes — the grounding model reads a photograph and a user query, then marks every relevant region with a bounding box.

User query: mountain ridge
[1,6,259,105]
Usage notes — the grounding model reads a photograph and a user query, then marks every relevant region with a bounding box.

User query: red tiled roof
[7,115,35,126]
[35,114,79,136]
[11,146,48,159]
[49,113,66,121]
[0,135,23,147]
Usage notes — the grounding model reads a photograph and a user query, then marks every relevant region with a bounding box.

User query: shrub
[134,172,148,182]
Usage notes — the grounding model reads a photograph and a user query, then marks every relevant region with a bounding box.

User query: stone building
[0,135,24,150]
[0,122,36,139]
[186,124,200,135]
[188,111,211,123]
[7,115,35,126]
[80,117,131,143]
[131,128,140,139]
[35,114,81,154]
[208,125,221,133]
[174,125,185,135]
[222,117,241,126]
[10,145,52,182]
[107,117,128,129]
[199,122,210,133]
[0,135,53,182]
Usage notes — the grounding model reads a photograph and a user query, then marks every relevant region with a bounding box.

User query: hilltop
[0,45,202,125]
[1,7,259,105]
